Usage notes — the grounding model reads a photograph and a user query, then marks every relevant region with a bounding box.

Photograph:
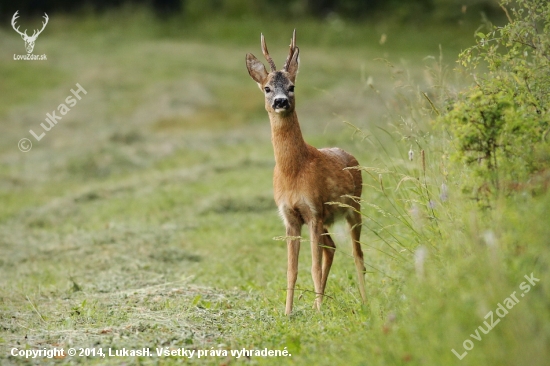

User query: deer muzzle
[273,97,289,111]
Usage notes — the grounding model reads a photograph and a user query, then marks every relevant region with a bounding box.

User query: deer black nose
[273,98,289,109]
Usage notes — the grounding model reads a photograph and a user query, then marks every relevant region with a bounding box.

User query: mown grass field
[1,7,549,365]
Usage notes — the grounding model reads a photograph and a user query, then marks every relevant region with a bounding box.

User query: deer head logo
[11,11,49,54]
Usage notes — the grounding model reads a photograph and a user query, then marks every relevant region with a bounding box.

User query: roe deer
[245,30,367,315]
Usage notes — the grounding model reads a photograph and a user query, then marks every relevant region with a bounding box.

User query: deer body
[271,112,360,226]
[246,30,367,315]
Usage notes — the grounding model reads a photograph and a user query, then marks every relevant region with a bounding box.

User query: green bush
[441,0,550,200]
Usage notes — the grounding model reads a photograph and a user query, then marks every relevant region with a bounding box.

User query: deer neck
[268,110,310,176]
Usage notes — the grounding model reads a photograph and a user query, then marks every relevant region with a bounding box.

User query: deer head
[11,11,49,54]
[246,30,300,115]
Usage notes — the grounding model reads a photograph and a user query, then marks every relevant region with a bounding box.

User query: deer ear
[286,47,300,83]
[246,53,268,86]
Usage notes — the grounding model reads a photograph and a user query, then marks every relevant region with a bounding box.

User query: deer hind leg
[348,212,367,304]
[285,223,301,316]
[320,228,336,296]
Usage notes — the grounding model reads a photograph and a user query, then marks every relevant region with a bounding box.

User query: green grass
[1,7,549,366]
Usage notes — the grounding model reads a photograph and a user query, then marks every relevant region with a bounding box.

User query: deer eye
[264,86,271,93]
[288,85,295,93]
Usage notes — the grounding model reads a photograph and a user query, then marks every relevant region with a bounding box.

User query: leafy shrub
[441,0,550,200]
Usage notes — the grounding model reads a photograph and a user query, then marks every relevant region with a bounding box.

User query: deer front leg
[285,224,301,316]
[309,220,324,311]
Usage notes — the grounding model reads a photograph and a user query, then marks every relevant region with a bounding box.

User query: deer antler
[31,13,49,38]
[261,33,277,72]
[11,11,28,38]
[283,29,297,72]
